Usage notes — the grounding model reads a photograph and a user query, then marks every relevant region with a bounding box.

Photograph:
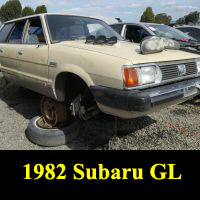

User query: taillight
[181,38,189,42]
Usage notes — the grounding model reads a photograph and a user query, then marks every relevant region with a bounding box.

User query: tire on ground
[25,116,81,147]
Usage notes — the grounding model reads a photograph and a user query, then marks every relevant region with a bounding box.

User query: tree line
[0,1,199,25]
[176,11,199,25]
[0,0,47,22]
[140,7,200,25]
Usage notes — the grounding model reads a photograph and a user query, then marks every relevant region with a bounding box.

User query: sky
[0,0,199,23]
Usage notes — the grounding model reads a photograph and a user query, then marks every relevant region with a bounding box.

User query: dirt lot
[0,72,200,150]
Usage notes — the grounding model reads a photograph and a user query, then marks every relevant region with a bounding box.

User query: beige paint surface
[0,14,200,118]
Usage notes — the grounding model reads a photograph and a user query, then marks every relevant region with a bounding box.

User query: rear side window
[0,23,14,43]
[110,24,124,35]
[8,21,26,44]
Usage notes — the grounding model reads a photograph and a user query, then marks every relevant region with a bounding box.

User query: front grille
[159,61,197,81]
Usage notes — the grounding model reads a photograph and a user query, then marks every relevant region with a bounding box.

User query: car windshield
[46,15,123,43]
[145,24,196,41]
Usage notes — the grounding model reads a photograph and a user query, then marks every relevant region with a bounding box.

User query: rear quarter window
[0,23,14,43]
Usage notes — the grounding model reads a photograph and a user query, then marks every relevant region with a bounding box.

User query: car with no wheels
[176,25,200,42]
[110,22,200,50]
[0,14,200,130]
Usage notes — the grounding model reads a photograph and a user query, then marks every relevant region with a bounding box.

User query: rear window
[0,23,14,43]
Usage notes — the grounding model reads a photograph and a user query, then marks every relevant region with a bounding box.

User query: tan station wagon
[0,13,200,128]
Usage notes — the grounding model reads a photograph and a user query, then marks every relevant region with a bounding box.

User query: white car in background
[110,22,200,50]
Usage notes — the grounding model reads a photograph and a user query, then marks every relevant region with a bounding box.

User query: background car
[110,22,200,50]
[176,25,200,42]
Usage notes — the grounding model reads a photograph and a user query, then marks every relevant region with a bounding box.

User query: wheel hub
[41,97,69,128]
[70,95,100,121]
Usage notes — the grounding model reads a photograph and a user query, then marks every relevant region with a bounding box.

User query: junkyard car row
[110,22,200,50]
[0,13,200,146]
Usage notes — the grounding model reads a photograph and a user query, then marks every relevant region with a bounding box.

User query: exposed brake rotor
[70,94,100,121]
[40,96,69,128]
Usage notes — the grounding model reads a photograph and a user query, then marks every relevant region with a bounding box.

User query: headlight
[123,65,162,88]
[196,60,200,73]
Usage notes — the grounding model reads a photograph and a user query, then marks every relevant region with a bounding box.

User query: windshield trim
[45,14,123,44]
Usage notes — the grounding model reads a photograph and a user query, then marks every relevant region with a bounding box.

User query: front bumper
[90,77,200,119]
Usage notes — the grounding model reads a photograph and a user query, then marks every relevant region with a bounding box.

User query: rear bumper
[90,77,200,119]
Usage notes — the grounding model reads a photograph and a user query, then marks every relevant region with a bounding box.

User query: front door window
[24,17,46,44]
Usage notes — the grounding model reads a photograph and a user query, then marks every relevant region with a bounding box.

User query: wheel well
[55,72,90,102]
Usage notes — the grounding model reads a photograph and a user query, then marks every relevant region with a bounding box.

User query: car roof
[4,13,102,24]
[4,13,44,24]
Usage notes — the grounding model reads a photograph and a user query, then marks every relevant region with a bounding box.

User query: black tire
[25,116,80,147]
[0,76,7,88]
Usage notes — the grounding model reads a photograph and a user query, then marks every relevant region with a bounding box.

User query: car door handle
[18,50,23,55]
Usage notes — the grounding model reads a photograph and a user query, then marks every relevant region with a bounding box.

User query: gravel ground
[0,72,200,150]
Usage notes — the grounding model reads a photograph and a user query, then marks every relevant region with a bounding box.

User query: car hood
[59,40,200,64]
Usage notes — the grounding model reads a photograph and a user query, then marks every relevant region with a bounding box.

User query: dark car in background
[111,22,200,50]
[176,26,200,42]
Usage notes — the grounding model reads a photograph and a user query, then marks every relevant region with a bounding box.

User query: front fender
[49,64,95,101]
